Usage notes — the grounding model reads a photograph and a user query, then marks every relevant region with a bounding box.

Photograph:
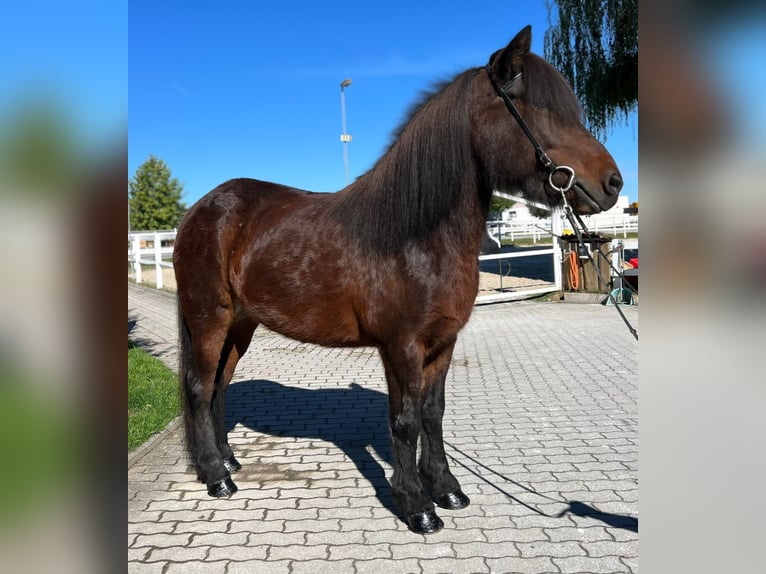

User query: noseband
[485,66,577,202]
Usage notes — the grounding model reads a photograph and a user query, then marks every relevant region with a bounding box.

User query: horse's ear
[490,25,532,82]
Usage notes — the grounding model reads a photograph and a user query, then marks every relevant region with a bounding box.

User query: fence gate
[476,207,563,304]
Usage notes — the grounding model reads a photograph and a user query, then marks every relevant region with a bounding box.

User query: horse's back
[176,177,314,250]
[180,178,313,225]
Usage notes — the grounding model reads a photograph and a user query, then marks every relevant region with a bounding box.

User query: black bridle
[485,66,577,200]
[485,66,639,341]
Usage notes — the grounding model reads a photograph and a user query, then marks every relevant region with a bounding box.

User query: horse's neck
[334,74,490,254]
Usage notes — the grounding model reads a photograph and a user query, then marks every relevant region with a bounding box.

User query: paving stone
[484,556,558,573]
[328,542,392,560]
[226,560,291,574]
[516,540,586,558]
[188,531,249,547]
[145,546,207,562]
[163,560,228,573]
[483,527,548,543]
[390,542,455,560]
[127,562,166,574]
[247,530,306,546]
[128,521,176,536]
[621,555,639,571]
[268,544,328,561]
[132,533,192,548]
[283,518,341,533]
[206,544,269,561]
[226,519,286,534]
[546,526,612,543]
[553,555,630,573]
[452,541,520,559]
[128,547,150,562]
[354,558,421,574]
[291,558,356,574]
[420,556,488,574]
[582,539,638,558]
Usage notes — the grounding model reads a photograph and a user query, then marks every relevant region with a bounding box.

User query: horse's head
[475,26,622,215]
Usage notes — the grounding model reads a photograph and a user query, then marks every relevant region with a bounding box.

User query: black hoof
[207,476,237,497]
[406,509,444,534]
[223,456,242,473]
[435,490,471,510]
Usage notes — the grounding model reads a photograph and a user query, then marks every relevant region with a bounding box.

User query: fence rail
[487,214,638,243]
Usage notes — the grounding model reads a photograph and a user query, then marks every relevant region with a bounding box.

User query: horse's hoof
[207,477,237,497]
[435,490,470,510]
[223,456,242,473]
[406,509,444,534]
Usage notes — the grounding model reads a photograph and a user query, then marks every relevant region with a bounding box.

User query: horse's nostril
[607,172,623,195]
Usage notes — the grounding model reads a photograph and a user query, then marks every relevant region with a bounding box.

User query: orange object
[568,250,580,290]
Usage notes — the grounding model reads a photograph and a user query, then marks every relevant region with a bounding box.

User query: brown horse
[173,26,622,534]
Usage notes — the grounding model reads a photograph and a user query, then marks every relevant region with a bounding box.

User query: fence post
[132,235,142,284]
[551,207,563,290]
[154,232,164,289]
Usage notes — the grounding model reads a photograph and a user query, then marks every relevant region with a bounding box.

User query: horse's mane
[332,69,481,254]
[331,53,583,254]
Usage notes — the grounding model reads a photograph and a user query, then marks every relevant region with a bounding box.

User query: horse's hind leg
[178,303,237,497]
[211,319,257,475]
[418,340,470,510]
[380,341,443,534]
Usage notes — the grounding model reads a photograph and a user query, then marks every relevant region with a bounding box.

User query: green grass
[128,341,180,451]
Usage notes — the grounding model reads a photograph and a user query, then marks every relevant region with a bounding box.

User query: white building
[498,194,632,227]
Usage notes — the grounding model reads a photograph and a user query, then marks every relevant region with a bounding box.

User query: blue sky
[129,2,638,207]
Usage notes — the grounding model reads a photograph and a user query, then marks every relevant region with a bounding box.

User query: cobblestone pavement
[128,283,638,573]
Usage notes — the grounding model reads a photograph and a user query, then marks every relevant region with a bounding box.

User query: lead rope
[556,185,639,341]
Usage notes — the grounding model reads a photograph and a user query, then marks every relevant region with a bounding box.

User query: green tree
[528,205,551,219]
[544,0,637,137]
[488,195,516,219]
[129,155,186,231]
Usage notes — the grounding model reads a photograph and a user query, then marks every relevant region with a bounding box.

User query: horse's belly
[257,302,372,347]
[237,272,374,347]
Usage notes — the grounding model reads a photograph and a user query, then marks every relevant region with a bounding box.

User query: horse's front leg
[380,342,443,534]
[419,340,470,510]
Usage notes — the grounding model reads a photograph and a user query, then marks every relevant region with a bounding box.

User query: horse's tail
[177,299,198,466]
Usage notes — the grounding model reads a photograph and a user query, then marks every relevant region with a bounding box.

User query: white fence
[487,214,638,243]
[579,215,638,238]
[128,231,176,290]
[128,211,636,303]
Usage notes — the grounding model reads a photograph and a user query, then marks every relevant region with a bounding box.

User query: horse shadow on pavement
[225,380,401,519]
[225,379,637,532]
